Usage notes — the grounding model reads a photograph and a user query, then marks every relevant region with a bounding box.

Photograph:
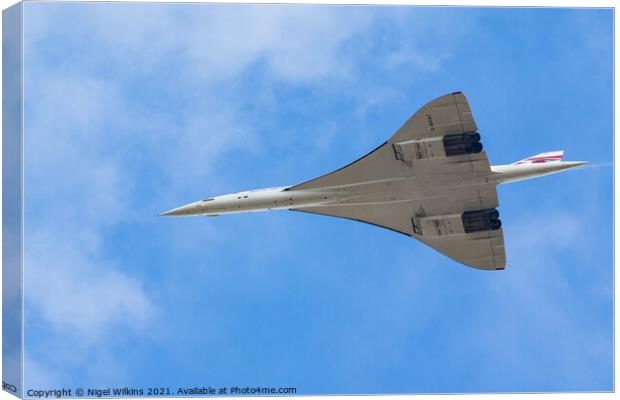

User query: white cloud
[22,70,157,384]
[25,4,372,85]
[452,210,611,389]
[25,229,153,339]
[20,2,479,387]
[380,8,473,72]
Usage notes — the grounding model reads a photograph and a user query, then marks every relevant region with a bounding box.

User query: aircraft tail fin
[512,150,564,165]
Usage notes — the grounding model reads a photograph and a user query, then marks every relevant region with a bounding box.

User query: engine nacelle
[461,208,501,233]
[393,132,482,162]
[443,132,483,157]
[412,208,501,237]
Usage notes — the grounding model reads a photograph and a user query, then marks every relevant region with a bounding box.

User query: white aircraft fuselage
[161,160,585,217]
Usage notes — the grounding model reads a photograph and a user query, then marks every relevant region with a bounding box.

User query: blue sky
[20,3,612,394]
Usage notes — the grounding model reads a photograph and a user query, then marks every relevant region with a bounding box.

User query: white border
[0,1,614,400]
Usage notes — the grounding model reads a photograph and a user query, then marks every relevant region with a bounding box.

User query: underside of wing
[419,230,505,270]
[293,201,417,237]
[294,185,506,270]
[287,142,407,191]
[289,92,482,191]
[389,91,477,142]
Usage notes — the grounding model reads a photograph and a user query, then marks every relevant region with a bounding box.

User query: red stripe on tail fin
[512,151,564,165]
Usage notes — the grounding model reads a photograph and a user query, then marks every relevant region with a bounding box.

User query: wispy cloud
[22,70,156,384]
[452,210,612,391]
[22,3,393,385]
[25,230,153,339]
[26,4,373,85]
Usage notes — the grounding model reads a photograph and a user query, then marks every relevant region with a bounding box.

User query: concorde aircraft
[161,92,586,270]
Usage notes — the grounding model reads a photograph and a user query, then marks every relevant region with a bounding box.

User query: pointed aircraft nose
[160,206,186,216]
[160,202,201,216]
